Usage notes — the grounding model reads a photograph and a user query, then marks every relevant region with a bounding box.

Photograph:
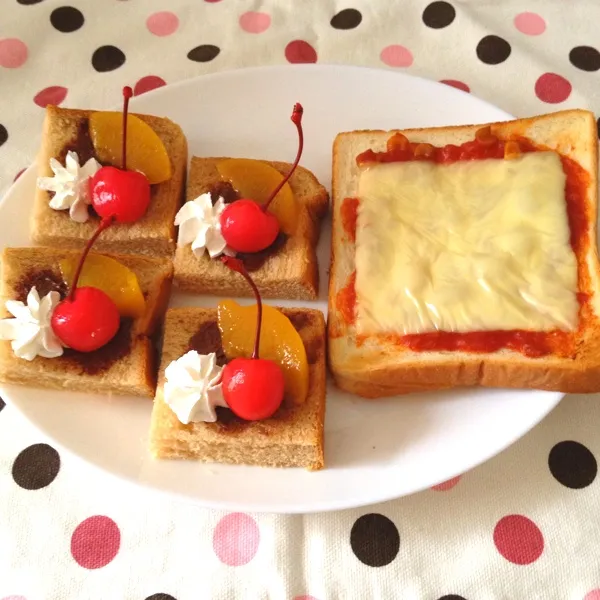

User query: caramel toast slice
[149,307,326,470]
[0,247,173,397]
[31,106,187,257]
[173,157,329,300]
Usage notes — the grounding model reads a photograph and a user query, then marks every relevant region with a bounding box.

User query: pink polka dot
[14,168,26,182]
[213,512,260,566]
[380,45,413,68]
[71,516,120,569]
[584,591,600,600]
[1,596,28,600]
[440,80,470,93]
[205,0,222,3]
[146,11,179,36]
[240,11,271,34]
[514,12,546,36]
[293,596,320,600]
[493,514,544,565]
[0,38,28,68]
[33,86,68,108]
[285,40,317,64]
[134,75,166,96]
[431,475,461,491]
[535,73,572,104]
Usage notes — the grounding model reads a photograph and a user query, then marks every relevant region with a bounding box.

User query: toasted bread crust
[149,307,326,470]
[328,109,600,397]
[173,157,329,300]
[0,247,173,397]
[31,106,187,257]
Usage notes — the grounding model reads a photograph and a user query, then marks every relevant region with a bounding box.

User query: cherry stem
[262,103,304,213]
[122,86,133,171]
[220,256,263,359]
[68,217,114,301]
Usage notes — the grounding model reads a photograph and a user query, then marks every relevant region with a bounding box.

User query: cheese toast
[329,109,600,397]
[149,307,326,470]
[173,157,329,299]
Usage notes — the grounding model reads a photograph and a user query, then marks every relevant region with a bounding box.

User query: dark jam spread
[207,180,289,272]
[187,321,228,367]
[63,318,133,375]
[346,133,590,359]
[208,181,240,205]
[16,269,68,302]
[57,119,96,166]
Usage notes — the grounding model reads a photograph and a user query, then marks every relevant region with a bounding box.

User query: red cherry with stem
[219,256,284,420]
[51,287,120,352]
[90,86,151,224]
[220,103,304,254]
[51,217,120,352]
[220,357,284,421]
[220,199,279,253]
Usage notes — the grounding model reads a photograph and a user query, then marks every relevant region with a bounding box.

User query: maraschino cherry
[90,86,151,223]
[219,103,304,254]
[51,86,152,353]
[220,256,285,420]
[51,218,120,352]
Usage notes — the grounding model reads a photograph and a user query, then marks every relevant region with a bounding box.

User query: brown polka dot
[350,513,400,567]
[422,1,456,29]
[330,8,362,30]
[12,443,60,490]
[476,35,511,65]
[187,44,220,62]
[569,46,600,72]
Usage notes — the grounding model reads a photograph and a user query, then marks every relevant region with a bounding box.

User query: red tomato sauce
[337,131,591,358]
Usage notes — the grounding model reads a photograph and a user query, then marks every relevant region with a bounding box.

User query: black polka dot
[12,443,60,490]
[569,46,600,72]
[330,8,362,30]
[437,596,468,600]
[17,0,44,4]
[476,35,511,65]
[92,45,126,72]
[350,513,400,567]
[549,440,597,489]
[0,124,7,147]
[50,6,84,32]
[422,1,456,29]
[145,595,177,600]
[0,396,5,412]
[187,44,220,63]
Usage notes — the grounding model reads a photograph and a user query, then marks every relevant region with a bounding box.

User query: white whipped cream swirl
[37,150,100,223]
[0,287,64,361]
[174,192,234,259]
[164,350,228,424]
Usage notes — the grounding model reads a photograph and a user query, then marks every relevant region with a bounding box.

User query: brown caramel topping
[208,181,240,205]
[15,269,67,302]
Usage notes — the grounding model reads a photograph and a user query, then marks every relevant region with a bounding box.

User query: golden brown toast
[0,247,173,397]
[329,109,600,397]
[149,307,326,470]
[173,157,329,299]
[31,106,187,257]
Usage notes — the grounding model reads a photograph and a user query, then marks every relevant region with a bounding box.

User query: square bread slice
[31,106,187,257]
[149,307,326,470]
[0,247,173,397]
[328,109,600,397]
[173,157,329,300]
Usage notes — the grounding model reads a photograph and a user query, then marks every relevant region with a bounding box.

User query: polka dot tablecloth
[1,1,600,598]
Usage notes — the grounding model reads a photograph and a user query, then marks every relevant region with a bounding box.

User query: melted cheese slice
[355,152,579,336]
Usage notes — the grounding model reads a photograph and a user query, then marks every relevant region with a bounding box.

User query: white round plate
[0,65,562,513]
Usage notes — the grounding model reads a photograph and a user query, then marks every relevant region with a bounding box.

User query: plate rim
[0,64,565,513]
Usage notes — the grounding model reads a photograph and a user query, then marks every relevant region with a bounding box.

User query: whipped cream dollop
[0,287,64,361]
[174,193,234,259]
[37,150,100,223]
[164,350,228,424]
